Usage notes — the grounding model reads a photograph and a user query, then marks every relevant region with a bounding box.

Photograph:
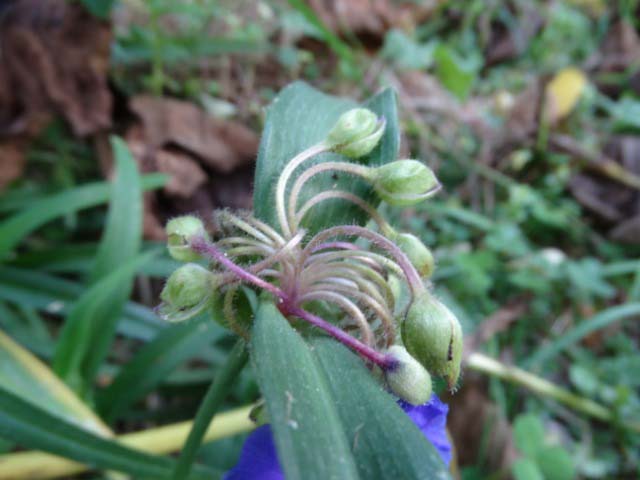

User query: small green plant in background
[512,414,575,480]
[111,0,265,96]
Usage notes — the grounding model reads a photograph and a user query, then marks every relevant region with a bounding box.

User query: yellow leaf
[545,67,588,122]
[0,329,111,436]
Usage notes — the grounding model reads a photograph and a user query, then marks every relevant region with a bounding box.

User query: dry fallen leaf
[0,0,112,137]
[569,174,625,222]
[123,124,208,199]
[155,149,208,198]
[120,97,259,240]
[561,134,640,243]
[0,0,112,192]
[129,96,258,172]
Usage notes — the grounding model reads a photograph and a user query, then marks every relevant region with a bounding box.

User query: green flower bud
[326,108,385,158]
[371,160,440,206]
[159,263,216,322]
[388,231,435,278]
[385,345,432,405]
[166,216,208,262]
[402,293,463,390]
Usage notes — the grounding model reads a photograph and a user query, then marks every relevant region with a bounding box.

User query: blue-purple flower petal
[398,395,452,465]
[225,394,451,479]
[224,424,284,480]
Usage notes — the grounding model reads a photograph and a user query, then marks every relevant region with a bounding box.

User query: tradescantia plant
[159,82,462,479]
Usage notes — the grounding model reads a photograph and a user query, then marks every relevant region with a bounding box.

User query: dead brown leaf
[155,149,207,198]
[569,173,625,222]
[0,0,112,137]
[556,134,640,243]
[118,97,258,240]
[123,124,208,199]
[129,96,258,173]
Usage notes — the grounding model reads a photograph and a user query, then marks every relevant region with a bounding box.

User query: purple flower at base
[225,394,451,480]
[398,395,451,466]
[225,424,283,480]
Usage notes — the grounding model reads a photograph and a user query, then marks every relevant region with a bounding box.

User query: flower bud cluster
[158,106,463,406]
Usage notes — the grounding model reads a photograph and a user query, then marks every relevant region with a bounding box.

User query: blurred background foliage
[0,0,639,478]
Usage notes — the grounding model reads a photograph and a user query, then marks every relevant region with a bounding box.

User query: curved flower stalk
[158,108,464,403]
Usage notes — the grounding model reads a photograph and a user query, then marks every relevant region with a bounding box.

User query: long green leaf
[253,82,399,234]
[251,301,360,480]
[0,388,215,479]
[53,139,150,392]
[79,137,144,387]
[90,136,143,282]
[0,329,111,437]
[53,251,157,392]
[98,314,223,421]
[0,184,46,213]
[312,339,451,479]
[0,266,163,342]
[0,173,165,261]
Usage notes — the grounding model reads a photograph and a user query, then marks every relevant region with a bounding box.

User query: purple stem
[190,236,284,298]
[190,236,395,370]
[285,305,394,369]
